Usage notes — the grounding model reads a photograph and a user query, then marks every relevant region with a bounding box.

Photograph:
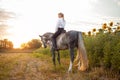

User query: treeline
[0,39,13,49]
[83,22,120,73]
[21,39,42,49]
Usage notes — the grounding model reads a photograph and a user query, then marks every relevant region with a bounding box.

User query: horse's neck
[46,33,54,40]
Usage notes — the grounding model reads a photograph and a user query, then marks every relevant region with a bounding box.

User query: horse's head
[39,32,53,48]
[39,35,47,48]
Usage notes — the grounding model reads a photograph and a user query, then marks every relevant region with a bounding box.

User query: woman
[52,12,66,50]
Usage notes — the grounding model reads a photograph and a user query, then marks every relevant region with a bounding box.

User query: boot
[52,38,58,50]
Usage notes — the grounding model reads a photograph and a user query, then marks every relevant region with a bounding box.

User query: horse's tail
[75,32,88,71]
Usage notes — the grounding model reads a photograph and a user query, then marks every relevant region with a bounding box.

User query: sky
[0,0,120,48]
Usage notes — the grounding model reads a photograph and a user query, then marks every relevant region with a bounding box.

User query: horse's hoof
[68,69,72,73]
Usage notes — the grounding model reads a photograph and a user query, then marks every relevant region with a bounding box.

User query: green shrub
[84,31,120,73]
[111,42,120,72]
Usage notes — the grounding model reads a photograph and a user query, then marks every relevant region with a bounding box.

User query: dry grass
[0,52,119,80]
[0,53,25,80]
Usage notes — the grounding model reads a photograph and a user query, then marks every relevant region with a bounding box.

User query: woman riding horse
[52,12,66,50]
[39,13,88,72]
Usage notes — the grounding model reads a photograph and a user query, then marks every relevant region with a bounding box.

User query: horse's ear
[39,35,42,37]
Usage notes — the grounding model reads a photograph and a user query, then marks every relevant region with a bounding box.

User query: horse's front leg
[51,49,56,66]
[57,50,61,65]
[68,45,74,72]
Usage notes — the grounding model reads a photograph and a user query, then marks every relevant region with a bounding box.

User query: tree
[0,39,13,49]
[21,39,42,49]
[21,43,28,49]
[8,41,13,49]
[27,39,42,49]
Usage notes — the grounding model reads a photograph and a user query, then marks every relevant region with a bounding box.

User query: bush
[111,42,120,72]
[21,39,42,49]
[84,31,120,73]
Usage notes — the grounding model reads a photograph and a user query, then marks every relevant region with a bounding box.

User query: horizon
[0,0,120,48]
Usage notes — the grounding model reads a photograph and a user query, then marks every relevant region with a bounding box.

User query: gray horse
[39,30,88,72]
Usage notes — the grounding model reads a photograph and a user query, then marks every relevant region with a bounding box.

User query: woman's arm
[55,19,60,31]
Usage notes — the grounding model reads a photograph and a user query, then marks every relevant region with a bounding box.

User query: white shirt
[56,18,66,31]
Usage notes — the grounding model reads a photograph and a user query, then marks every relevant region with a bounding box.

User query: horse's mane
[43,32,53,38]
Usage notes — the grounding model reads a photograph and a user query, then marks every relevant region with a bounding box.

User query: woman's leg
[52,28,63,50]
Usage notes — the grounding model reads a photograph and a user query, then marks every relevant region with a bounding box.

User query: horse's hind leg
[68,45,74,72]
[57,51,61,65]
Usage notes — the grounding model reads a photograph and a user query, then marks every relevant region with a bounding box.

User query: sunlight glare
[1,0,113,48]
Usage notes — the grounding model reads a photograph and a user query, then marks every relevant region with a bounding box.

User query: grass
[0,53,23,80]
[0,48,120,80]
[32,48,120,80]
